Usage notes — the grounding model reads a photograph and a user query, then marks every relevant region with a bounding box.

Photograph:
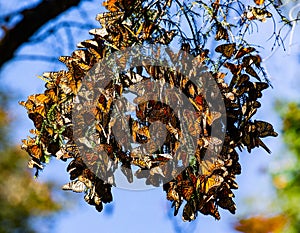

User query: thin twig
[288,3,300,54]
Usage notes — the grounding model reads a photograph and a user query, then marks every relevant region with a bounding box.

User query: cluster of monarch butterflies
[20,0,279,221]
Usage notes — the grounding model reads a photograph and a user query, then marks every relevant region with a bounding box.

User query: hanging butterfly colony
[20,0,281,221]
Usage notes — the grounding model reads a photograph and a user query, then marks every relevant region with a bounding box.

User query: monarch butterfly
[224,62,243,75]
[254,120,278,137]
[189,95,203,112]
[28,93,51,105]
[78,175,93,189]
[58,56,72,65]
[149,166,165,177]
[199,200,220,220]
[246,82,268,99]
[145,173,161,187]
[89,28,108,38]
[224,92,235,101]
[103,0,135,12]
[213,71,226,82]
[72,49,87,63]
[199,157,225,177]
[231,73,250,88]
[142,63,164,80]
[28,158,43,170]
[96,12,124,25]
[218,183,235,198]
[182,199,197,221]
[142,137,164,155]
[217,196,236,214]
[67,157,86,180]
[28,112,44,131]
[245,66,261,81]
[102,0,119,12]
[44,89,58,103]
[202,175,224,193]
[215,23,229,41]
[77,39,99,49]
[212,0,220,18]
[34,105,46,118]
[177,180,194,201]
[253,82,269,92]
[166,122,181,140]
[74,60,91,72]
[19,99,34,112]
[152,154,173,163]
[198,136,223,151]
[235,46,256,59]
[84,186,103,211]
[120,71,145,87]
[204,110,222,126]
[132,156,152,169]
[254,0,264,5]
[55,147,75,161]
[195,157,225,194]
[245,6,272,22]
[165,182,180,202]
[164,181,183,216]
[215,43,236,58]
[62,180,86,193]
[120,163,133,183]
[97,94,113,113]
[136,125,150,139]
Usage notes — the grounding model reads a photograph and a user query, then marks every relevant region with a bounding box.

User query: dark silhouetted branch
[0,0,82,69]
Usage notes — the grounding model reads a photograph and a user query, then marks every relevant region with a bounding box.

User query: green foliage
[280,102,300,158]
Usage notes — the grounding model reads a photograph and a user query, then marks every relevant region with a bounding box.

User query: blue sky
[1,1,300,232]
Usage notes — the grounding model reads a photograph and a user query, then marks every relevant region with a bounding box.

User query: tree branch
[0,0,83,69]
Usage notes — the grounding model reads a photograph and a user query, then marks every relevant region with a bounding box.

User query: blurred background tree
[272,102,300,233]
[234,102,300,233]
[0,94,61,233]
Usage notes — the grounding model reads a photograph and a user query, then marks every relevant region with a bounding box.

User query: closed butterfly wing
[217,196,236,214]
[205,111,222,126]
[28,158,43,170]
[215,43,236,58]
[182,199,197,222]
[245,66,261,81]
[254,120,278,137]
[215,23,229,41]
[235,47,256,59]
[251,7,272,22]
[62,180,86,193]
[197,175,224,193]
[224,62,242,76]
[121,166,133,183]
[254,0,264,5]
[236,74,250,87]
[178,180,194,201]
[199,200,220,220]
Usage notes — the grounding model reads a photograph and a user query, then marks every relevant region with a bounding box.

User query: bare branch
[0,0,83,69]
